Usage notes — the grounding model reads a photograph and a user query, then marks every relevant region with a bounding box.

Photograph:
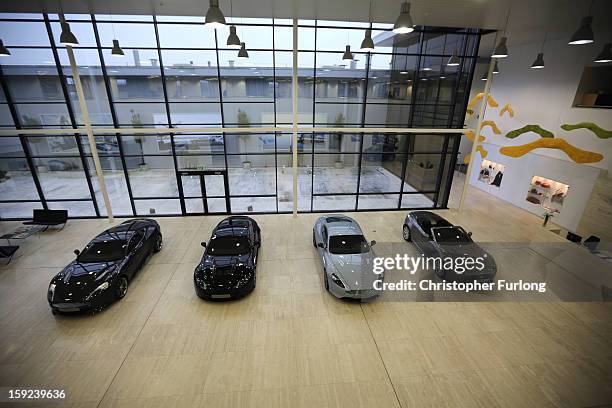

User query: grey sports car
[403,211,497,282]
[313,215,380,299]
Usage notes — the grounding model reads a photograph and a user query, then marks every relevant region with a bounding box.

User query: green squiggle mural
[561,122,612,139]
[506,124,554,139]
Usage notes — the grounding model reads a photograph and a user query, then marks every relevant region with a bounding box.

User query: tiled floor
[0,176,611,407]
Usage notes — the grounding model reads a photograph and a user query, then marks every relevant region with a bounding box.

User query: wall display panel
[526,176,569,214]
[478,159,505,188]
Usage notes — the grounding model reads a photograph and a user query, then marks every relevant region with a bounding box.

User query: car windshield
[207,236,251,256]
[328,235,369,254]
[433,228,471,243]
[77,241,126,263]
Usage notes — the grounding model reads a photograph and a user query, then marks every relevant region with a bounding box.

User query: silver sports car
[312,215,380,299]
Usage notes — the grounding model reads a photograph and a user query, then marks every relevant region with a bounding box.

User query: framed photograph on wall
[478,159,505,188]
[525,176,570,213]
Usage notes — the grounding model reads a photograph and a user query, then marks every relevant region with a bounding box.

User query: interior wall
[464,28,612,233]
[469,141,600,232]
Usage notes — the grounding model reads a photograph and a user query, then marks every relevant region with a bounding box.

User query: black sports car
[403,211,496,282]
[47,219,162,314]
[194,216,260,300]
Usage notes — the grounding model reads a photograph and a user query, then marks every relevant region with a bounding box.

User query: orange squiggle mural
[500,138,603,163]
[500,103,514,118]
[482,120,502,135]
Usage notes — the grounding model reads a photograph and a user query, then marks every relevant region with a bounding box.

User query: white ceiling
[1,0,610,56]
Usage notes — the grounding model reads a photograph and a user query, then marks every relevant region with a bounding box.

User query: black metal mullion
[398,30,425,209]
[310,20,317,212]
[43,13,100,217]
[91,13,137,217]
[213,29,231,214]
[153,15,185,216]
[354,32,372,211]
[0,66,48,210]
[440,32,482,208]
[272,19,279,213]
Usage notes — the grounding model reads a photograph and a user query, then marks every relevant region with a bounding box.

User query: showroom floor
[0,176,611,407]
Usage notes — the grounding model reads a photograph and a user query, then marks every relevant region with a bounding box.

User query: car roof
[93,219,154,242]
[411,211,452,226]
[323,215,363,236]
[212,216,253,238]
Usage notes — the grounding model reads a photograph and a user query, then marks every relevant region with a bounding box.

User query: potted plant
[542,210,555,227]
[237,109,251,169]
[130,109,148,170]
[333,112,345,169]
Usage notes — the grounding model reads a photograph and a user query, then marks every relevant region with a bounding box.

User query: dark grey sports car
[48,219,162,314]
[403,211,496,282]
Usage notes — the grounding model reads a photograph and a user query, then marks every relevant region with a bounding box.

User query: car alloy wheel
[154,234,163,252]
[116,276,128,299]
[403,225,411,241]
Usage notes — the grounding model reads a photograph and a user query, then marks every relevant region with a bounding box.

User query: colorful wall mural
[463,94,608,165]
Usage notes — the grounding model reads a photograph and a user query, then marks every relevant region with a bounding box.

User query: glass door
[179,170,230,215]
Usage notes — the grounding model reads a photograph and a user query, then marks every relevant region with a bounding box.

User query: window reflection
[0,14,478,215]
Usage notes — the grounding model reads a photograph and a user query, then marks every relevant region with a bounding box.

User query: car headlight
[85,281,110,300]
[330,273,346,289]
[194,274,207,289]
[47,283,56,302]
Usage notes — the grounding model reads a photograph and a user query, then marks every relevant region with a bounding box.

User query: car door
[318,225,329,266]
[249,223,259,265]
[125,229,146,278]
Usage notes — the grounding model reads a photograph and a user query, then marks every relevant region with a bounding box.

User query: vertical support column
[291,18,299,217]
[66,45,114,221]
[458,56,495,212]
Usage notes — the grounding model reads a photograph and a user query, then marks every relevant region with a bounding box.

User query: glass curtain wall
[0,13,480,218]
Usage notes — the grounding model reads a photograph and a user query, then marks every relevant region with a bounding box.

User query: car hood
[51,260,120,301]
[437,242,488,258]
[328,252,378,291]
[437,243,496,273]
[196,253,253,285]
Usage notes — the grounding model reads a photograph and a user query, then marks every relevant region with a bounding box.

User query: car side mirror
[73,249,80,256]
[468,232,473,237]
[200,242,206,248]
[370,240,377,247]
[317,242,325,249]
